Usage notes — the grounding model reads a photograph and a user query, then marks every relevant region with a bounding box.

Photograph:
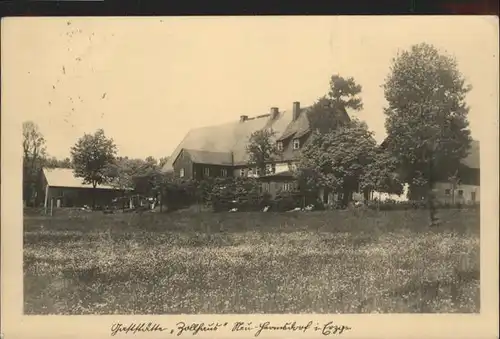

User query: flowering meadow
[24,209,479,314]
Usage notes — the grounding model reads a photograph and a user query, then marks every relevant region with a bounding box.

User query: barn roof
[162,107,296,171]
[182,149,233,166]
[42,168,123,190]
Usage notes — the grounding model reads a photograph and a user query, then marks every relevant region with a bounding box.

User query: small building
[39,168,127,209]
[434,140,480,204]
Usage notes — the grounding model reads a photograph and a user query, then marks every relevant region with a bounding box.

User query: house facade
[163,101,350,199]
[433,140,480,204]
[39,168,127,209]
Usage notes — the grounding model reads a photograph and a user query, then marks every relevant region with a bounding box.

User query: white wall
[371,183,410,202]
[434,182,480,203]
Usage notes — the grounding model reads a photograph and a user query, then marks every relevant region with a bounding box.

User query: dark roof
[462,140,479,169]
[380,138,479,170]
[183,149,233,166]
[277,108,311,141]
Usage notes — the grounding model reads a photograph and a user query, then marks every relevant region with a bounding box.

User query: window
[277,141,283,151]
[458,190,464,197]
[262,183,270,192]
[266,163,276,174]
[283,183,292,191]
[203,167,210,177]
[293,139,300,150]
[179,168,185,178]
[221,168,228,177]
[240,168,245,177]
[444,189,450,195]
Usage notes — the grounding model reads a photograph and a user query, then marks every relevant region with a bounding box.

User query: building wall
[371,184,410,202]
[192,163,233,180]
[172,150,194,179]
[45,186,124,208]
[434,182,480,204]
[260,179,297,198]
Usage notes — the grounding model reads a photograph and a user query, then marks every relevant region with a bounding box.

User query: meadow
[24,208,480,314]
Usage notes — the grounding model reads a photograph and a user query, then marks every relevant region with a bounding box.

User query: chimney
[240,115,248,122]
[270,107,279,119]
[293,101,301,120]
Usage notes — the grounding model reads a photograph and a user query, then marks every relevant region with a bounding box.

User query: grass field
[24,208,480,314]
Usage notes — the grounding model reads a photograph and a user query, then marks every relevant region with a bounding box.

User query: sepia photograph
[1,15,498,336]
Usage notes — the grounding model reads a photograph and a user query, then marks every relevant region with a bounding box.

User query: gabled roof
[277,107,311,141]
[379,138,479,170]
[42,168,122,190]
[163,108,295,171]
[182,149,233,166]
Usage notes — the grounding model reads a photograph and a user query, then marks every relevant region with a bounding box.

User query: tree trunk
[92,183,97,210]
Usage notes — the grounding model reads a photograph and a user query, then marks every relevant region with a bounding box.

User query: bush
[366,199,480,211]
[162,179,198,211]
[206,177,271,212]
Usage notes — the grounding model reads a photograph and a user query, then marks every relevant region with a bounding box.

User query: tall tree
[22,121,47,206]
[383,43,472,225]
[70,129,117,208]
[328,74,364,111]
[298,119,377,206]
[246,128,280,176]
[308,75,363,134]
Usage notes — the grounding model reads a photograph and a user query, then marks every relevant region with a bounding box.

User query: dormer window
[277,141,284,151]
[293,139,300,150]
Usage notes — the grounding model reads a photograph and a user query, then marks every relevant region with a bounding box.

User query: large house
[162,101,350,199]
[39,168,127,209]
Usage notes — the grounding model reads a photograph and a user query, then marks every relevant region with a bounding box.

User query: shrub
[206,177,270,212]
[366,199,479,211]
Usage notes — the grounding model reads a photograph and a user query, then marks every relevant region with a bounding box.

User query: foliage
[23,121,47,206]
[108,156,160,195]
[328,74,364,111]
[298,119,377,204]
[307,74,363,133]
[383,43,472,199]
[246,129,280,175]
[44,156,72,169]
[360,150,404,195]
[70,129,117,207]
[364,199,479,211]
[307,96,348,134]
[24,209,479,314]
[205,177,270,212]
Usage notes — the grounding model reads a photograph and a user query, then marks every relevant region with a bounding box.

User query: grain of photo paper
[1,15,498,339]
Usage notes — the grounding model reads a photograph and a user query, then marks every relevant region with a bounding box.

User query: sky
[2,16,498,160]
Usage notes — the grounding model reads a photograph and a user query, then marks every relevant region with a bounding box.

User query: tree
[70,129,117,208]
[383,43,472,225]
[22,121,47,206]
[360,149,404,199]
[328,74,363,111]
[298,119,377,207]
[246,128,280,175]
[307,75,363,134]
[44,156,72,169]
